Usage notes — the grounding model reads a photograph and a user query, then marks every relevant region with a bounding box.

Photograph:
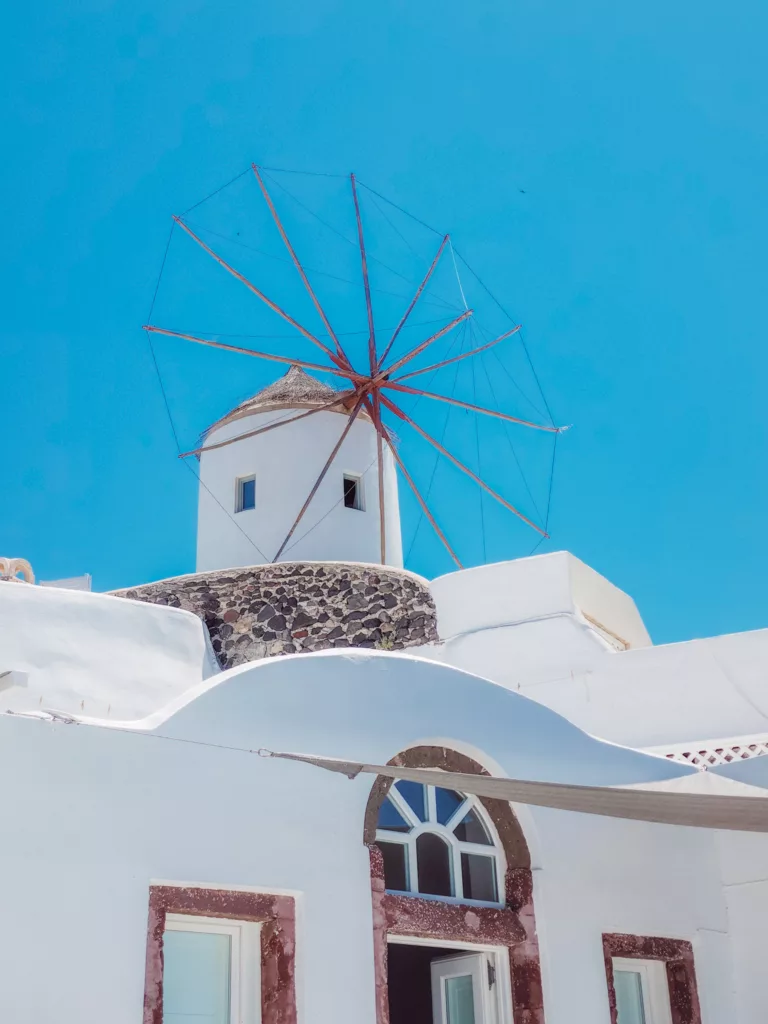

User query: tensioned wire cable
[475,331,544,524]
[469,326,487,563]
[143,221,269,562]
[354,176,557,428]
[404,322,468,563]
[182,219,461,314]
[259,170,463,314]
[173,165,554,436]
[282,453,379,556]
[145,175,458,568]
[180,167,252,216]
[144,165,560,565]
[156,316,455,342]
[173,159,557,437]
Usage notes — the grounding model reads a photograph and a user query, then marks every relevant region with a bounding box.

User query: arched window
[376,780,503,905]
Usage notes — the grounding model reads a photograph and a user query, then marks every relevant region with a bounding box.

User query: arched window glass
[415,833,452,896]
[376,781,502,905]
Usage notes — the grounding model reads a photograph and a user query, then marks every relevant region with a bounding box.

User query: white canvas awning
[265,750,768,832]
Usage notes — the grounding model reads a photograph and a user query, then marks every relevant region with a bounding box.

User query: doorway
[387,939,506,1024]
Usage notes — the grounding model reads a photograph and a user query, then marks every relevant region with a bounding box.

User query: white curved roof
[114,649,696,789]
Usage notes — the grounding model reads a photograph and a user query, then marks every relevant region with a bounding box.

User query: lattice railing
[662,740,768,769]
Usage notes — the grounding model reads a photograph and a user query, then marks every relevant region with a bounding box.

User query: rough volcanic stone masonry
[112,562,438,669]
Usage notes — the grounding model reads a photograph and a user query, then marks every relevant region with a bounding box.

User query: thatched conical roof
[203,365,360,441]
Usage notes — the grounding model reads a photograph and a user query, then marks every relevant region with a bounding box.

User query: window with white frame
[376,781,503,905]
[235,475,256,513]
[612,958,673,1024]
[162,914,261,1024]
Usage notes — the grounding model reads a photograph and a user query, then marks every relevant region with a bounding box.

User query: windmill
[143,164,565,569]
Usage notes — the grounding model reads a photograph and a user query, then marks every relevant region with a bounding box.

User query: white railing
[660,739,768,769]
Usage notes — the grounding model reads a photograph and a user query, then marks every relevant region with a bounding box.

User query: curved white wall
[196,407,402,571]
[0,652,737,1024]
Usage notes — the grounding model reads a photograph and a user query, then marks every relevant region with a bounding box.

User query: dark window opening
[380,841,408,891]
[386,943,460,1024]
[453,808,492,846]
[416,833,453,897]
[387,942,497,1024]
[343,474,363,510]
[461,853,497,903]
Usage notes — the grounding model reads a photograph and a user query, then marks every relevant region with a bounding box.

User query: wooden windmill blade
[148,166,562,569]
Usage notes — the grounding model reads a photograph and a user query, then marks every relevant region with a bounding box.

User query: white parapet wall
[410,552,652,696]
[429,551,651,649]
[415,551,768,753]
[0,580,217,720]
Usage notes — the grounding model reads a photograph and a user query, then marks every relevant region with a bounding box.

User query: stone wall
[112,562,437,670]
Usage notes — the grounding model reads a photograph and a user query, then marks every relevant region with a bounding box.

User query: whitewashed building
[3,370,768,1024]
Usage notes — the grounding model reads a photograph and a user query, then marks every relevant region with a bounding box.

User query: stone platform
[112,561,437,669]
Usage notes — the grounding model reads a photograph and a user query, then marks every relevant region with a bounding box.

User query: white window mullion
[375,829,410,847]
[408,835,419,894]
[229,923,242,1024]
[443,797,470,833]
[450,837,463,899]
[461,793,505,850]
[377,784,504,907]
[238,918,262,1024]
[426,785,438,824]
[388,785,423,829]
[456,840,500,856]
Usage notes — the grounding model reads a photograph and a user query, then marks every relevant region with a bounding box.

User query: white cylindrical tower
[196,366,403,571]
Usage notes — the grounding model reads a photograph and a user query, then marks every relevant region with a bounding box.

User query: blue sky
[2,0,766,644]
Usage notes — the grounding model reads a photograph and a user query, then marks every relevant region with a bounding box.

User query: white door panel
[431,953,494,1024]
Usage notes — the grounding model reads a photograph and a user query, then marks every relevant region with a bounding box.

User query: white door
[430,953,495,1024]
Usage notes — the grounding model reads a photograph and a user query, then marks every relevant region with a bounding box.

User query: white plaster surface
[417,553,768,751]
[712,820,768,1024]
[196,407,402,571]
[5,546,768,1023]
[0,580,217,720]
[532,806,731,1024]
[430,553,651,648]
[0,649,736,1024]
[515,628,768,749]
[709,751,768,1024]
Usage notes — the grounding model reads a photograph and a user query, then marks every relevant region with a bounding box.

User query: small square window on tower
[235,475,256,513]
[343,473,363,511]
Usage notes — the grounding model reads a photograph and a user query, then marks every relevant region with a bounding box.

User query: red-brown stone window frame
[602,933,702,1024]
[143,885,297,1024]
[364,746,545,1024]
